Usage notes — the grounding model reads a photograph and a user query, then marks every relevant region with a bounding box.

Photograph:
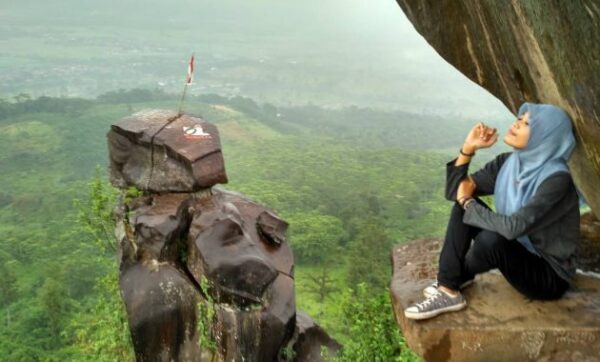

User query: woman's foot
[404,289,467,320]
[423,278,475,298]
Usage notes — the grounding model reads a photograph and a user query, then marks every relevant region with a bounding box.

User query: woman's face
[504,111,530,149]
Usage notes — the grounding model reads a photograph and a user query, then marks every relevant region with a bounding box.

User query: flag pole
[146,54,195,190]
[178,53,195,116]
[177,82,188,116]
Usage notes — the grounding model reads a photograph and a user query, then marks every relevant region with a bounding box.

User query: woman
[404,102,580,320]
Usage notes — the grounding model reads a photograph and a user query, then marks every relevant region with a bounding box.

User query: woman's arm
[445,122,498,202]
[463,172,572,239]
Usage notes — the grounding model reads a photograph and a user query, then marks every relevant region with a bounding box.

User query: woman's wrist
[461,197,476,210]
[455,143,477,166]
[461,143,477,156]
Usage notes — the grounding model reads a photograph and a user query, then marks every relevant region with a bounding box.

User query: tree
[38,278,69,344]
[287,211,346,264]
[304,263,339,319]
[73,167,120,253]
[345,217,391,292]
[68,272,134,362]
[0,97,13,119]
[0,261,18,307]
[331,284,419,362]
[13,93,31,103]
[68,171,134,361]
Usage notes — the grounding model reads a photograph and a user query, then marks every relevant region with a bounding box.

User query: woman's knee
[449,198,490,219]
[463,231,508,275]
[470,230,507,259]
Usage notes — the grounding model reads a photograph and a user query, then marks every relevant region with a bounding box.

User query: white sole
[404,301,467,320]
[423,279,475,298]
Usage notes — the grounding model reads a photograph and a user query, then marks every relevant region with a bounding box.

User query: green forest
[0,0,523,360]
[0,90,499,361]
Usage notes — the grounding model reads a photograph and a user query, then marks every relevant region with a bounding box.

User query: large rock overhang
[395,0,600,214]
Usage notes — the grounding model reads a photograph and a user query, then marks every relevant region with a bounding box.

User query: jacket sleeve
[462,172,572,240]
[445,152,511,201]
[469,152,512,196]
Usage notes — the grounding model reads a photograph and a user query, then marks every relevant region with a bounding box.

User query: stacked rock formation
[108,110,339,361]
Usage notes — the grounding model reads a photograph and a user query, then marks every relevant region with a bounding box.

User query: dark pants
[437,201,569,300]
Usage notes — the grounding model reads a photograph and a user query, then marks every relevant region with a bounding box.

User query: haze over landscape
[3,0,511,119]
[1,0,520,360]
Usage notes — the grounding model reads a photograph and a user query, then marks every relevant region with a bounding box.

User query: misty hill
[2,0,510,119]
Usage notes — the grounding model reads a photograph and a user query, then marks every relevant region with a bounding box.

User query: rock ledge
[390,239,600,361]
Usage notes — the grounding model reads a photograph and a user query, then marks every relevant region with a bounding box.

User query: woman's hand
[457,176,477,203]
[463,122,498,153]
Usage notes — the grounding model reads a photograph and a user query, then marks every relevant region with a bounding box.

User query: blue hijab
[494,103,576,255]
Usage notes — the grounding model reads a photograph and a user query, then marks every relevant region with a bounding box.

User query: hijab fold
[494,103,576,255]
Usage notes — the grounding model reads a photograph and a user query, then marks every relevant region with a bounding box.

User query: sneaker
[404,290,467,320]
[423,279,474,298]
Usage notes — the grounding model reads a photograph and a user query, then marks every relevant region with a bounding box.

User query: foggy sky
[2,0,511,119]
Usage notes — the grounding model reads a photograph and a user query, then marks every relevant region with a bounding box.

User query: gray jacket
[446,152,580,283]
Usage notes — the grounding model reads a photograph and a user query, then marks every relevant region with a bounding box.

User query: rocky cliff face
[108,110,339,361]
[395,0,600,215]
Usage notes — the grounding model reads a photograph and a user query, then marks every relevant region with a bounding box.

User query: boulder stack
[108,110,339,361]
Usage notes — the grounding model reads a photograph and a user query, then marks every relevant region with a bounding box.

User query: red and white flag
[186,54,195,85]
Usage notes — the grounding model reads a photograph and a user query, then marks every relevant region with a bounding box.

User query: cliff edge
[390,239,600,361]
